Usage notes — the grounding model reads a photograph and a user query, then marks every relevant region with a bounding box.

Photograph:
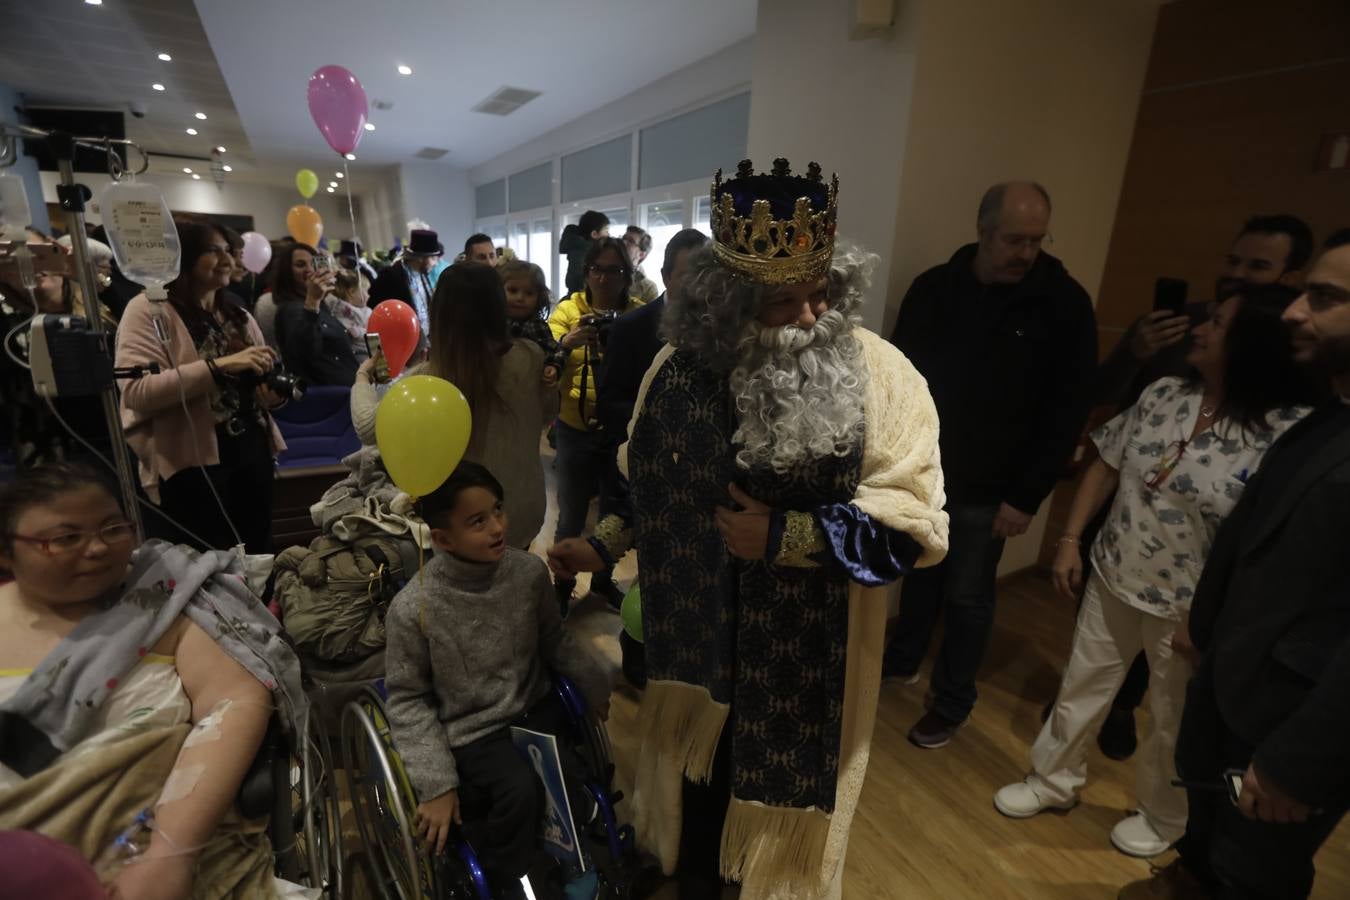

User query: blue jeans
[884,503,1005,723]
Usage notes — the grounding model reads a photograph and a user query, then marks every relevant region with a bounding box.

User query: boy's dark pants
[454,693,587,881]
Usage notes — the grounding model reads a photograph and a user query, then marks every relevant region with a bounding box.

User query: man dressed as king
[549,158,949,899]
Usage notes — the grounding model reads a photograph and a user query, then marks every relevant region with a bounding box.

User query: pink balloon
[307,65,368,157]
[240,231,272,274]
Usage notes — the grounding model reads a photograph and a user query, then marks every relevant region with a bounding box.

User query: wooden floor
[571,570,1350,899]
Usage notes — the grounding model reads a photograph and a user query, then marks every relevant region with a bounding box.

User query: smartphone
[364,333,390,383]
[1153,277,1189,316]
[312,254,333,274]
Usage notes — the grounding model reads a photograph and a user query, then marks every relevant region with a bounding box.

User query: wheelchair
[242,651,388,899]
[237,704,342,899]
[341,676,640,900]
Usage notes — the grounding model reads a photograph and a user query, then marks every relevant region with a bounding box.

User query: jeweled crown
[710,158,839,285]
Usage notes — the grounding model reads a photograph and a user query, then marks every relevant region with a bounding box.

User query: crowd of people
[1,156,1348,900]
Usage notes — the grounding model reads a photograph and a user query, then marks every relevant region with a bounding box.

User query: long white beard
[729,307,868,475]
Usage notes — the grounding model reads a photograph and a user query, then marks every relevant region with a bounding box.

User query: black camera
[238,367,307,403]
[581,309,621,347]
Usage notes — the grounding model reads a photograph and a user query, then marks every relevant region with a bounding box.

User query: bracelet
[1057,535,1081,545]
[205,358,221,382]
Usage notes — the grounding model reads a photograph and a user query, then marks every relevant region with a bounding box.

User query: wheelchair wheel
[270,709,343,897]
[341,687,439,900]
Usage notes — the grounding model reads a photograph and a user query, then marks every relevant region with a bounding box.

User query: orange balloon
[286,204,323,246]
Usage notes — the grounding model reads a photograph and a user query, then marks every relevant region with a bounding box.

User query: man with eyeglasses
[884,180,1098,750]
[1119,231,1350,899]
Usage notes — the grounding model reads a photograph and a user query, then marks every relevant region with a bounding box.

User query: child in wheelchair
[384,462,611,899]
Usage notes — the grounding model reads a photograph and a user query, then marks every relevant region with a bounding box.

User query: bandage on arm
[147,621,272,860]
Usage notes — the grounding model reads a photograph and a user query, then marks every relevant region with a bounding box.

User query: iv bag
[100,180,180,299]
[0,172,32,241]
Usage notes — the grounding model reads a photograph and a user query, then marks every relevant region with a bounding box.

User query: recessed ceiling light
[182,167,193,174]
[222,165,233,172]
[327,187,336,193]
[397,64,412,76]
[152,83,166,92]
[344,153,356,161]
[329,181,338,187]
[194,112,207,120]
[215,146,226,153]
[185,128,198,135]
[364,122,375,132]
[85,0,102,6]
[191,174,201,180]
[335,172,344,178]
[157,52,172,61]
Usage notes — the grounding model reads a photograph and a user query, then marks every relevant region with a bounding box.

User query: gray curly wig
[663,241,877,474]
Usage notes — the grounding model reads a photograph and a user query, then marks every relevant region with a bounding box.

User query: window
[694,195,713,236]
[475,179,505,219]
[638,93,749,190]
[639,200,685,293]
[509,221,529,259]
[530,217,553,296]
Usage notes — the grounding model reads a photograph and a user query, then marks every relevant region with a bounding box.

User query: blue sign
[510,727,584,870]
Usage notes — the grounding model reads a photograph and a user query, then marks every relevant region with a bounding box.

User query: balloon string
[343,158,361,254]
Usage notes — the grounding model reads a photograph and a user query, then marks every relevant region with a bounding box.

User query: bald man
[885,181,1098,749]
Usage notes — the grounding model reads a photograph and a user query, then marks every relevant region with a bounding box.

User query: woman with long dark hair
[351,262,556,549]
[994,283,1319,857]
[257,242,358,386]
[115,221,286,552]
[547,236,645,613]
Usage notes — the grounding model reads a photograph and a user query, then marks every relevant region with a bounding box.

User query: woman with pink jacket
[115,222,286,552]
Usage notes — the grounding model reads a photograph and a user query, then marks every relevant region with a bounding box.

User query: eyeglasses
[1144,439,1189,491]
[7,521,136,556]
[587,265,628,279]
[998,233,1054,252]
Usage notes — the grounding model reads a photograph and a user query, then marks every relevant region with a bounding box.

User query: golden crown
[710,158,839,285]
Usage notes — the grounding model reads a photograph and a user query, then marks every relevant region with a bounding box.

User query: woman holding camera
[547,237,645,613]
[267,242,359,387]
[115,221,287,553]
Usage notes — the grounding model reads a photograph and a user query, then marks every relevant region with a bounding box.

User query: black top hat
[337,239,362,258]
[406,229,444,257]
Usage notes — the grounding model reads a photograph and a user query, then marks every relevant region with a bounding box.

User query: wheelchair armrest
[552,672,587,721]
[236,717,287,820]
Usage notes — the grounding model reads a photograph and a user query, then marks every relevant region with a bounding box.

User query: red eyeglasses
[1144,439,1189,491]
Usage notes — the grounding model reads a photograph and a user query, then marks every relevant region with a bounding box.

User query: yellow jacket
[548,291,645,430]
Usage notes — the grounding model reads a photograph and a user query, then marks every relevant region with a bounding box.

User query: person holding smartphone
[269,243,359,387]
[993,284,1316,859]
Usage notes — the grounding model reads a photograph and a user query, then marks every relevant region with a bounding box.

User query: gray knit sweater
[384,548,609,800]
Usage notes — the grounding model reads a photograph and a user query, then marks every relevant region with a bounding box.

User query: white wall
[357,166,405,252]
[40,171,352,242]
[0,81,51,235]
[399,161,473,253]
[468,38,754,188]
[746,2,921,335]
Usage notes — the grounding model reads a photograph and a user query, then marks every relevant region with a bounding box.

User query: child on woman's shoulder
[499,260,564,387]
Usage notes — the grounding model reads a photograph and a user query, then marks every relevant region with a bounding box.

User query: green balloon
[620,583,642,642]
[295,168,319,199]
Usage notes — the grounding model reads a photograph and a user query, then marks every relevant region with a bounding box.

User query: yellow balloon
[295,168,319,199]
[286,204,323,246]
[375,375,473,498]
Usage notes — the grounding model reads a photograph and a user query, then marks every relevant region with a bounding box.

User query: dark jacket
[890,244,1097,514]
[1093,301,1209,410]
[597,294,666,438]
[368,261,413,309]
[1186,402,1350,807]
[559,225,592,296]
[274,300,360,387]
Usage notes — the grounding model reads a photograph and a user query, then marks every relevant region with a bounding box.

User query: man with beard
[1119,230,1350,899]
[549,159,949,900]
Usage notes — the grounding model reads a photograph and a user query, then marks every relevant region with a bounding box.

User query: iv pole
[0,123,151,537]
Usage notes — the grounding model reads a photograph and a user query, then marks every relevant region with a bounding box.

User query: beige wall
[747,0,923,334]
[888,0,1160,574]
[746,0,1159,575]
